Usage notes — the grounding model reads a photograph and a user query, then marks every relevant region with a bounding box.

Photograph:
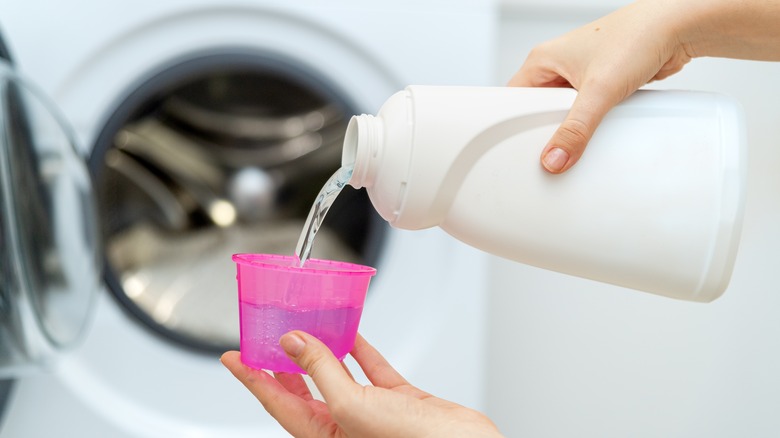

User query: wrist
[665,0,780,60]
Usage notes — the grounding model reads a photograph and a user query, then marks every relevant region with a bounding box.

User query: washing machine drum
[89,54,386,353]
[0,59,101,376]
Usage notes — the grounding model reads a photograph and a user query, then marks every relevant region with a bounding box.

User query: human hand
[221,331,503,438]
[509,0,694,173]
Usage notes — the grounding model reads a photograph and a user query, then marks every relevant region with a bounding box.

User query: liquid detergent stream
[294,165,353,267]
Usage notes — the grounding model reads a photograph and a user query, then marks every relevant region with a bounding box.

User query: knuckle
[299,350,328,377]
[532,40,556,55]
[556,118,590,148]
[527,46,544,60]
[260,384,285,411]
[327,398,350,420]
[581,72,613,90]
[328,389,362,422]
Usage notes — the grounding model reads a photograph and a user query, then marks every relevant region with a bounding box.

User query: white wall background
[488,2,780,437]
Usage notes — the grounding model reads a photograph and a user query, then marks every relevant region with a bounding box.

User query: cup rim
[232,253,376,276]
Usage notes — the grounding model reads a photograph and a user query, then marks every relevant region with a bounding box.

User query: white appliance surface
[0,1,497,436]
[489,2,780,438]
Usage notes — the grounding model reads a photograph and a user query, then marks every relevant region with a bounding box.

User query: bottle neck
[341,114,382,189]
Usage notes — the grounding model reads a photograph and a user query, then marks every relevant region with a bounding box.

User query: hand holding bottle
[509,0,780,174]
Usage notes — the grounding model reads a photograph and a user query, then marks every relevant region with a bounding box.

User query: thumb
[541,88,616,174]
[280,331,357,402]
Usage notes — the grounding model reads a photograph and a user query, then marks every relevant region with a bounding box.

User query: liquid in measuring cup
[239,302,363,373]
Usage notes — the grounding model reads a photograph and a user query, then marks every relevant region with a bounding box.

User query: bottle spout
[341,114,381,190]
[341,116,360,170]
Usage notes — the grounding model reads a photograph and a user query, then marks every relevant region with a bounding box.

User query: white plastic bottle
[342,86,746,302]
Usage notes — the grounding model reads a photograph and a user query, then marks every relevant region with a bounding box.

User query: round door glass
[0,64,100,354]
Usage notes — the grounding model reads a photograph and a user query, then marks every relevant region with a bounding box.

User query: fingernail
[542,147,569,172]
[280,333,305,358]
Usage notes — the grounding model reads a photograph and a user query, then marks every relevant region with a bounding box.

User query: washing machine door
[0,58,101,377]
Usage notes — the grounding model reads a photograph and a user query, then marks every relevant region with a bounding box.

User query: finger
[350,334,409,389]
[541,87,616,173]
[340,361,356,382]
[220,351,317,437]
[273,372,314,401]
[507,62,572,88]
[280,331,359,404]
[274,372,332,417]
[653,60,688,82]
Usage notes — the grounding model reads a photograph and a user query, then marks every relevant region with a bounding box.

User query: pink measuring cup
[232,253,376,374]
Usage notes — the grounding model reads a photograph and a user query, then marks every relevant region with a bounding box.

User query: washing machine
[0,1,497,436]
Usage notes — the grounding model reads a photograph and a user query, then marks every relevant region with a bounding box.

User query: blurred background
[0,0,778,437]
